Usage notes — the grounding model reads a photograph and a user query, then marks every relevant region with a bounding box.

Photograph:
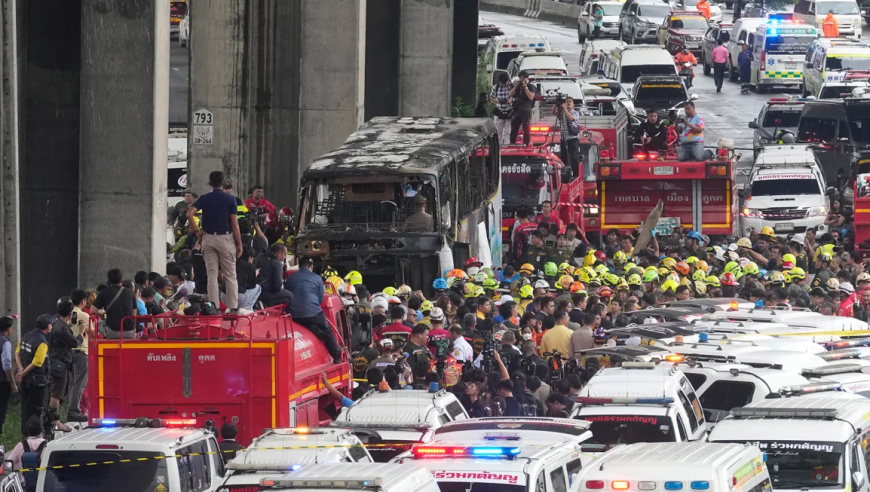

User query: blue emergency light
[691,482,710,490]
[665,482,684,490]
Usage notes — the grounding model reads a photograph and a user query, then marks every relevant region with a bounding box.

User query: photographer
[509,71,537,146]
[676,102,707,162]
[552,97,583,180]
[490,72,513,144]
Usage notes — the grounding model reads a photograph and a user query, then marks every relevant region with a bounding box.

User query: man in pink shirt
[711,39,729,93]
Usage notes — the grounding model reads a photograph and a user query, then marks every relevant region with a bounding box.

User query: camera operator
[509,71,537,146]
[552,96,583,180]
[519,338,548,375]
[402,324,434,385]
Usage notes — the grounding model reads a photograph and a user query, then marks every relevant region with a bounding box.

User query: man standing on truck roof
[188,170,242,313]
[823,10,839,37]
[636,109,668,151]
[404,194,433,232]
[285,257,342,361]
[90,268,136,338]
[490,72,514,144]
[509,71,536,146]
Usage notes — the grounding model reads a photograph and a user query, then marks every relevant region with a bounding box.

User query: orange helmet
[675,261,690,276]
[721,272,739,286]
[446,269,467,279]
[570,281,586,294]
[596,286,613,298]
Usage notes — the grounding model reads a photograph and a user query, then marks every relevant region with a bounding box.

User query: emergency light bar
[577,396,675,405]
[778,381,842,395]
[823,338,870,349]
[501,43,547,48]
[730,407,838,419]
[91,417,198,428]
[411,445,521,459]
[329,421,432,430]
[227,462,303,471]
[622,362,657,369]
[586,481,711,490]
[818,348,862,361]
[261,477,383,489]
[802,362,864,377]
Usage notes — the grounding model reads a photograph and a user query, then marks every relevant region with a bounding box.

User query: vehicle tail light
[162,419,197,427]
[706,164,727,176]
[634,150,648,160]
[599,164,620,178]
[760,50,766,67]
[96,444,120,449]
[587,481,606,489]
[530,125,550,132]
[613,481,630,490]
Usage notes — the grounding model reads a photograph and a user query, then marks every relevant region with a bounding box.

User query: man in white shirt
[449,324,473,363]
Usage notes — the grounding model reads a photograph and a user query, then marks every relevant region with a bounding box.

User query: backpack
[21,439,46,492]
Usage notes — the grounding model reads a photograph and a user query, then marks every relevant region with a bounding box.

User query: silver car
[620,0,673,44]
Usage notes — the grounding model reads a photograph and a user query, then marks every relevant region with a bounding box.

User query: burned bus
[295,117,502,294]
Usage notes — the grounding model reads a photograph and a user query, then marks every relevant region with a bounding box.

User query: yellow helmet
[344,270,363,286]
[519,284,534,299]
[519,263,535,275]
[583,266,598,279]
[628,273,643,286]
[782,253,797,265]
[421,300,434,312]
[743,262,759,276]
[685,256,699,265]
[595,264,609,277]
[604,273,620,286]
[760,226,776,237]
[575,268,591,283]
[645,266,658,273]
[704,275,721,288]
[692,269,707,282]
[382,286,397,296]
[557,275,574,291]
[695,281,707,296]
[396,284,413,297]
[325,275,343,293]
[558,262,575,276]
[624,262,637,273]
[782,271,792,284]
[737,237,752,248]
[680,276,692,286]
[613,251,627,266]
[657,267,669,277]
[661,278,679,293]
[661,257,677,270]
[321,266,339,279]
[618,278,630,290]
[790,267,806,280]
[695,260,709,274]
[724,261,741,275]
[643,270,660,283]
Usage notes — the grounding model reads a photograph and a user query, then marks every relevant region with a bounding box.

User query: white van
[748,22,818,91]
[580,39,626,75]
[599,45,678,95]
[255,463,441,492]
[803,38,870,98]
[394,418,595,492]
[571,442,772,492]
[331,388,468,462]
[725,18,768,80]
[794,0,862,39]
[480,35,552,75]
[570,362,707,449]
[740,144,830,238]
[709,392,870,492]
[35,419,225,492]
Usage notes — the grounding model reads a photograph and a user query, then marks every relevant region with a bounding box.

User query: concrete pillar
[18,0,82,326]
[0,0,21,324]
[400,0,454,116]
[79,0,169,288]
[452,0,480,109]
[187,0,248,197]
[365,0,401,120]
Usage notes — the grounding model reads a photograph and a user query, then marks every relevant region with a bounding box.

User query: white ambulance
[748,21,818,92]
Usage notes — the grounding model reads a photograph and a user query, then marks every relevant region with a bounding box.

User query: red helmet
[465,257,483,269]
[721,272,739,286]
[279,206,294,217]
[596,286,613,298]
[594,250,607,262]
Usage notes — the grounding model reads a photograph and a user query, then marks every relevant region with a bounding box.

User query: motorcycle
[679,61,695,90]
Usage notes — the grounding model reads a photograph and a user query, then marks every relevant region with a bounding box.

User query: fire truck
[170,0,187,37]
[597,144,739,237]
[87,299,352,445]
[853,152,870,249]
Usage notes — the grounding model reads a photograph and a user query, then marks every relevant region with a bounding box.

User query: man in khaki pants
[187,171,243,313]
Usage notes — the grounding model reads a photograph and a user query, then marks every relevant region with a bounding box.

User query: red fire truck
[88,298,352,445]
[597,146,739,237]
[852,152,870,248]
[170,0,186,37]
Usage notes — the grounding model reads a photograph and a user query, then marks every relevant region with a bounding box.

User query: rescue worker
[696,0,711,20]
[811,253,834,290]
[636,108,668,151]
[738,42,753,94]
[16,315,52,435]
[823,10,839,37]
[674,47,698,68]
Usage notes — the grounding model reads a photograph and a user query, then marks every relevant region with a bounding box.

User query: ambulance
[802,38,870,98]
[748,21,818,92]
[570,362,707,449]
[480,34,552,76]
[708,391,870,492]
[571,442,772,492]
[252,463,441,492]
[393,418,595,492]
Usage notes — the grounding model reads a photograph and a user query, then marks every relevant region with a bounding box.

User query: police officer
[16,315,52,435]
[525,231,553,272]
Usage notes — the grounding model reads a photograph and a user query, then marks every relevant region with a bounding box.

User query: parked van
[599,45,678,95]
[725,18,768,80]
[571,442,772,492]
[748,22,818,92]
[794,0,862,39]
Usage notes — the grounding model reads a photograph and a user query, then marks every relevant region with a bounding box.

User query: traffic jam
[14,3,870,492]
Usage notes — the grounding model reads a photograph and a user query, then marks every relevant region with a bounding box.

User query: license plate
[775,222,794,232]
[654,166,674,175]
[785,62,797,69]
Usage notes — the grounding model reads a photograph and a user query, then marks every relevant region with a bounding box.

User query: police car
[35,418,225,492]
[330,388,468,462]
[218,428,373,490]
[572,442,772,492]
[570,362,707,448]
[393,418,594,492]
[740,144,830,238]
[249,463,441,492]
[709,391,870,492]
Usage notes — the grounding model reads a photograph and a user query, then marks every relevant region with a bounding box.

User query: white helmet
[534,279,550,290]
[430,307,445,322]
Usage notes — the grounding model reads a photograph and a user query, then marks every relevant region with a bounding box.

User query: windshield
[502,156,553,215]
[599,4,624,15]
[302,178,438,233]
[497,51,521,70]
[798,117,837,143]
[765,35,814,54]
[639,4,672,17]
[826,56,870,71]
[820,1,859,14]
[581,415,677,447]
[751,178,821,196]
[634,82,688,102]
[439,484,525,492]
[43,451,169,492]
[762,110,802,127]
[539,82,584,102]
[671,18,710,29]
[720,441,843,489]
[846,103,870,145]
[820,85,862,99]
[621,65,677,84]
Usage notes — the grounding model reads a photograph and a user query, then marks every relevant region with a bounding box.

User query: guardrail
[481,0,583,25]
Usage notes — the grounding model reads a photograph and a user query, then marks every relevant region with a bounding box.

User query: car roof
[272,463,434,488]
[581,442,757,470]
[335,389,456,427]
[48,427,209,450]
[434,417,592,443]
[723,392,870,432]
[582,362,685,399]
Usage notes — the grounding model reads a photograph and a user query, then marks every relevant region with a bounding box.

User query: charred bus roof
[303,117,497,180]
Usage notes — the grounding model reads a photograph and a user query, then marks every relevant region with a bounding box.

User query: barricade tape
[18,443,413,472]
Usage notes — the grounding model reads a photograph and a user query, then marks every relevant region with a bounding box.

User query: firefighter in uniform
[16,315,52,435]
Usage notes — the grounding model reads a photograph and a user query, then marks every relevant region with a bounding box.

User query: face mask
[606,339,617,347]
[523,333,533,341]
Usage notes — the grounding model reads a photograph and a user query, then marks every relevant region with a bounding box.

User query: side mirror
[737,188,745,198]
[853,472,866,489]
[827,186,837,196]
[545,164,557,175]
[748,120,757,128]
[582,11,591,15]
[492,69,509,86]
[690,93,699,100]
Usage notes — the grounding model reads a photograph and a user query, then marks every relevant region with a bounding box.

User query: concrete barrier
[481,0,583,27]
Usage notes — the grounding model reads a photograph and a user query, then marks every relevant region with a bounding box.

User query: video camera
[547,88,569,107]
